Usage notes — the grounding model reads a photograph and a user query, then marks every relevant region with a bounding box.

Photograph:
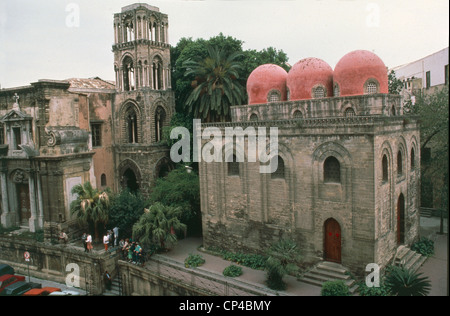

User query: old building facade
[0,78,114,239]
[199,51,421,276]
[0,4,175,239]
[112,3,175,195]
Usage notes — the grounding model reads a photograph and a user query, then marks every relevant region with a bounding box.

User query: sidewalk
[159,215,448,296]
[418,216,448,296]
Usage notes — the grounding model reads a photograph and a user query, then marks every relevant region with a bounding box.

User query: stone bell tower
[112,3,175,195]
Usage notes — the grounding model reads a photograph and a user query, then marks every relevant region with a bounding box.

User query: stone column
[0,170,12,228]
[37,174,44,229]
[28,174,38,232]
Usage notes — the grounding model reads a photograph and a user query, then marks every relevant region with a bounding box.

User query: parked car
[23,287,61,296]
[0,274,25,294]
[0,264,14,277]
[48,290,81,296]
[1,281,41,296]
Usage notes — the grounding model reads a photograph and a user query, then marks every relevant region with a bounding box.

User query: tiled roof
[66,77,115,90]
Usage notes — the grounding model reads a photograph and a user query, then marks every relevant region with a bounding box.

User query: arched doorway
[122,168,139,193]
[397,193,405,245]
[324,218,341,263]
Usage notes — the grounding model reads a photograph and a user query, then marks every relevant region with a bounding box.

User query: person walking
[86,233,93,252]
[82,232,88,252]
[113,227,119,247]
[103,233,109,251]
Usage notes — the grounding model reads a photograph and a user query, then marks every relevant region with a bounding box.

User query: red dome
[247,64,288,104]
[287,57,333,100]
[333,50,388,96]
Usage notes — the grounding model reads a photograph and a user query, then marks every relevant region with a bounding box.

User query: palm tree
[182,45,246,122]
[70,181,110,242]
[385,266,431,296]
[265,238,302,290]
[132,202,187,250]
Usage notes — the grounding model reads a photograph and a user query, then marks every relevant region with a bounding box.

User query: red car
[0,274,25,294]
[23,287,62,296]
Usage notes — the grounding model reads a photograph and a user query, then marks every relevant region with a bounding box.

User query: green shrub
[184,253,205,268]
[206,247,267,270]
[411,237,434,257]
[357,281,390,296]
[223,265,243,277]
[321,280,350,296]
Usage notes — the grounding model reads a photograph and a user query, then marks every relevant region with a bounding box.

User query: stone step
[300,261,358,294]
[394,246,427,273]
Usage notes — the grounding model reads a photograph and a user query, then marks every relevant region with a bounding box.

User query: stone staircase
[393,245,427,273]
[420,207,433,218]
[103,275,122,296]
[300,261,359,294]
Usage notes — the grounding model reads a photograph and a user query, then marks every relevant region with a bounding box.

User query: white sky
[0,0,448,88]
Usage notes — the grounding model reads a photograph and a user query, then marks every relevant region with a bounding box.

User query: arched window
[397,150,403,176]
[324,156,340,183]
[155,106,166,142]
[411,148,415,170]
[293,110,303,119]
[391,105,396,116]
[152,56,163,90]
[313,86,325,98]
[365,81,378,94]
[249,113,258,121]
[126,110,138,143]
[101,174,107,187]
[227,154,239,176]
[382,155,388,182]
[344,108,356,117]
[271,156,285,179]
[334,84,340,97]
[268,91,280,102]
[122,56,135,91]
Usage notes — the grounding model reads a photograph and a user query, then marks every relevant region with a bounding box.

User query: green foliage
[321,280,350,296]
[384,266,431,296]
[148,166,201,236]
[264,239,302,290]
[404,83,449,209]
[183,44,246,122]
[388,69,403,94]
[411,237,435,257]
[206,247,267,270]
[132,202,187,250]
[171,33,290,119]
[184,253,205,268]
[70,181,110,240]
[108,189,148,238]
[223,265,243,278]
[357,281,390,296]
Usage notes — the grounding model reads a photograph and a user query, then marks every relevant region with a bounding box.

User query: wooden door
[324,218,341,263]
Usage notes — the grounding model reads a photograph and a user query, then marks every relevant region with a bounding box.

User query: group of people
[119,238,145,266]
[81,232,93,252]
[103,227,119,251]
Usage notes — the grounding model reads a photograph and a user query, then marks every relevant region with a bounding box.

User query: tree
[183,44,246,122]
[70,181,110,241]
[148,166,201,236]
[108,189,148,239]
[264,238,302,290]
[388,69,403,94]
[132,202,187,250]
[404,83,449,209]
[385,266,431,296]
[171,33,290,118]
